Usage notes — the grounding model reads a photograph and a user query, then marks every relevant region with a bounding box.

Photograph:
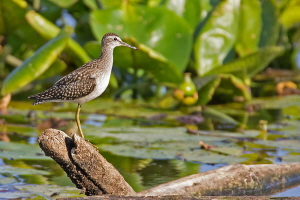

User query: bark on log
[138,162,300,196]
[38,128,300,198]
[38,128,136,196]
[58,195,277,200]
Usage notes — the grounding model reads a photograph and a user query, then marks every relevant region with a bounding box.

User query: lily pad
[253,139,300,150]
[95,126,248,164]
[248,96,300,110]
[183,151,248,164]
[0,192,32,199]
[0,177,16,185]
[0,166,49,175]
[281,154,300,162]
[0,141,50,160]
[87,126,222,143]
[14,184,83,199]
[0,185,85,200]
[100,143,247,164]
[210,147,243,157]
[5,124,36,137]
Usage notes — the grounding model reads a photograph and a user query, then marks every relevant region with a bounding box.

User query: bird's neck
[98,46,114,68]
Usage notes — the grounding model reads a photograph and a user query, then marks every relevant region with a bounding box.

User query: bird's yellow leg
[75,104,98,149]
[75,104,84,138]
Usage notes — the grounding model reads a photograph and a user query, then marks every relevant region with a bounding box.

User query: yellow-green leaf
[194,0,240,76]
[235,0,261,56]
[25,10,91,65]
[281,0,300,29]
[205,46,284,77]
[1,27,72,95]
[195,75,221,105]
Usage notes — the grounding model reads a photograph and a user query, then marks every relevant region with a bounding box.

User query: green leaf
[281,0,300,29]
[1,27,72,95]
[235,0,261,56]
[195,75,221,105]
[282,154,300,162]
[134,46,183,83]
[0,177,16,185]
[195,74,251,105]
[215,74,251,102]
[37,59,67,80]
[83,0,100,10]
[25,10,59,39]
[248,95,300,109]
[205,46,285,77]
[85,0,122,9]
[15,185,84,199]
[202,106,239,125]
[0,141,51,160]
[162,0,210,29]
[0,0,43,45]
[0,166,50,175]
[259,0,280,47]
[194,0,240,76]
[254,139,300,150]
[48,0,78,8]
[194,75,218,90]
[0,193,31,199]
[25,10,91,65]
[83,41,101,59]
[89,5,192,83]
[0,0,27,34]
[210,147,243,156]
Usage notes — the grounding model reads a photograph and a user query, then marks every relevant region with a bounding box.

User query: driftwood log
[38,128,300,198]
[38,129,135,196]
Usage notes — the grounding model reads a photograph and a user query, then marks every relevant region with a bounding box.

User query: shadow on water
[1,97,300,198]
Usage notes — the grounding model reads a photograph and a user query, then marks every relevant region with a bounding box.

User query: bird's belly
[74,73,111,105]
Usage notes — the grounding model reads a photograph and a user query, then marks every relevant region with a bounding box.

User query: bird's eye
[114,37,117,41]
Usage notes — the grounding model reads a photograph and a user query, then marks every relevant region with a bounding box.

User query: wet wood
[38,128,136,196]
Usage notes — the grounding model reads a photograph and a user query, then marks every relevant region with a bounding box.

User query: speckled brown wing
[29,67,97,105]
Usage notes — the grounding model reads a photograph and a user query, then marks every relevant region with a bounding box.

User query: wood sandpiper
[29,33,138,138]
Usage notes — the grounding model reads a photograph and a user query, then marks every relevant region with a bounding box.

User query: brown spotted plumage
[29,61,99,105]
[29,33,138,138]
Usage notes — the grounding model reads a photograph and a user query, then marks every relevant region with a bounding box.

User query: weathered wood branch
[138,162,300,196]
[38,128,300,198]
[38,128,136,196]
[59,195,277,200]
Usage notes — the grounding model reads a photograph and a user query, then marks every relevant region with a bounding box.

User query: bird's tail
[28,93,45,105]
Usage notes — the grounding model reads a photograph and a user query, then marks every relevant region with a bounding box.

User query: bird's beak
[121,41,138,50]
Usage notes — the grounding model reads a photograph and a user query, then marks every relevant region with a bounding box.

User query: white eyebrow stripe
[107,36,121,41]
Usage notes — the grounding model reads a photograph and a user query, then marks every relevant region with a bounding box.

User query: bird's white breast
[74,70,112,105]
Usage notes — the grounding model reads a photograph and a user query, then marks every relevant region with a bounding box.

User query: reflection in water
[100,151,201,191]
[135,159,199,190]
[200,163,227,172]
[272,185,300,197]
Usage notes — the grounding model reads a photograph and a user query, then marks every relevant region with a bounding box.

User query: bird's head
[102,33,137,50]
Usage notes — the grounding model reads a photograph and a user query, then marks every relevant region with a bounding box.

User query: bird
[29,33,138,138]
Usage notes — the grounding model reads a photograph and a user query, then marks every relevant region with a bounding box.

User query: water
[1,99,300,198]
[272,185,300,197]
